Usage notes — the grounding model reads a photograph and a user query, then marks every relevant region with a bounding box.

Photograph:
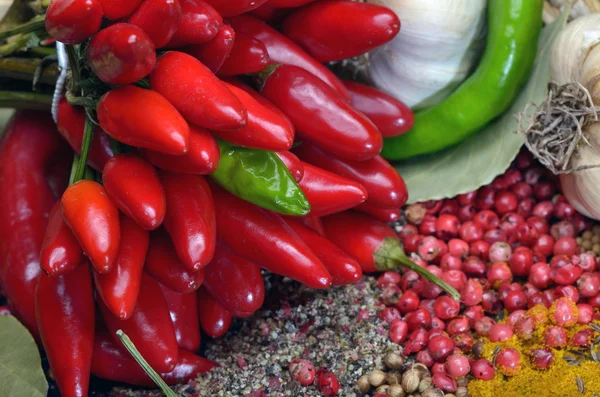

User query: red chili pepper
[184,25,235,73]
[62,180,120,274]
[94,215,149,320]
[224,78,294,133]
[127,0,183,48]
[145,229,205,293]
[99,272,179,372]
[282,1,400,62]
[98,85,190,155]
[276,151,304,183]
[197,287,232,338]
[217,34,270,76]
[0,112,68,339]
[40,202,85,276]
[203,0,268,16]
[150,51,247,131]
[102,153,166,231]
[248,4,291,23]
[87,23,156,85]
[298,162,367,217]
[91,327,216,386]
[203,244,265,316]
[355,203,401,223]
[259,64,382,161]
[57,98,114,172]
[322,212,460,300]
[344,81,414,138]
[228,15,349,100]
[140,126,220,175]
[268,0,317,7]
[161,172,216,270]
[166,0,222,47]
[210,182,332,288]
[97,0,142,19]
[45,0,103,44]
[287,215,325,236]
[36,264,94,397]
[159,285,201,352]
[211,83,294,151]
[294,141,407,208]
[284,218,362,286]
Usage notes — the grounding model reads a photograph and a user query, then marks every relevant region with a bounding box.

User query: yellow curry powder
[468,306,600,397]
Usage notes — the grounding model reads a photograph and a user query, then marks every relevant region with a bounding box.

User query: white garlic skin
[554,15,600,220]
[366,0,486,110]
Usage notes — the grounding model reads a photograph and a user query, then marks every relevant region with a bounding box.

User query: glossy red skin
[45,0,103,44]
[284,218,362,286]
[261,65,382,161]
[56,98,114,172]
[203,244,265,316]
[355,203,401,223]
[299,162,367,217]
[145,229,205,293]
[248,4,291,23]
[99,272,179,373]
[218,34,270,76]
[62,181,120,273]
[282,1,400,62]
[228,15,349,100]
[160,172,216,270]
[294,141,407,208]
[184,25,235,73]
[140,126,219,174]
[224,78,295,133]
[268,0,317,7]
[127,0,183,48]
[36,264,94,397]
[296,216,325,235]
[87,23,156,85]
[344,81,414,138]
[322,211,399,273]
[210,182,332,288]
[166,0,222,47]
[0,112,67,339]
[159,285,201,352]
[98,0,142,19]
[94,215,149,320]
[102,154,166,230]
[98,85,190,154]
[203,0,268,16]
[276,151,304,182]
[212,83,294,151]
[91,327,215,386]
[197,287,233,338]
[150,52,247,131]
[40,202,85,276]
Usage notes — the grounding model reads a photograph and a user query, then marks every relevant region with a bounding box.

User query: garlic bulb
[552,15,600,219]
[366,0,486,110]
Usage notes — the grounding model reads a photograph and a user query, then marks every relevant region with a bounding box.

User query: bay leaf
[0,315,48,397]
[395,9,570,204]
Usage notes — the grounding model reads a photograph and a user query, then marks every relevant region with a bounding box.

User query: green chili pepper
[210,140,310,216]
[381,0,543,161]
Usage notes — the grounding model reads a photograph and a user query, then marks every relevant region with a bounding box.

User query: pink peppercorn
[445,354,471,378]
[289,359,315,386]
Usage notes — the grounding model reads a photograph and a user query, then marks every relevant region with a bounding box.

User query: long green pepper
[381,0,544,161]
[210,140,311,216]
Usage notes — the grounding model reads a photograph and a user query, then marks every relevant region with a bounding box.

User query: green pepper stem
[0,15,45,41]
[69,112,94,184]
[253,63,279,91]
[0,57,59,85]
[0,90,52,109]
[374,237,461,301]
[116,330,178,397]
[65,45,81,96]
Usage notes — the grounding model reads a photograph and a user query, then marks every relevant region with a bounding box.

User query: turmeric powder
[468,306,600,397]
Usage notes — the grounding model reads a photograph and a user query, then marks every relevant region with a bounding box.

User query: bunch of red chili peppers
[0,0,428,395]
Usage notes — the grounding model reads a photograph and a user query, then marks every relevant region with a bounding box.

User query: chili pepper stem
[374,237,461,300]
[65,45,81,96]
[115,329,178,397]
[253,63,279,91]
[0,91,52,109]
[0,15,45,42]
